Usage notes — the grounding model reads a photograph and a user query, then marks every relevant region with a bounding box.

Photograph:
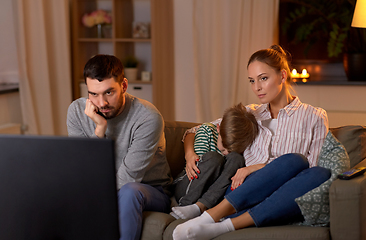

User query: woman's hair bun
[270,45,286,57]
[270,44,292,63]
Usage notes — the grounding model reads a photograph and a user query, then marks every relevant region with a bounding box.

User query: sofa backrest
[330,125,366,168]
[164,121,199,178]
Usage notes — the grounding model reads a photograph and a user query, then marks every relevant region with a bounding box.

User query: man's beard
[100,107,115,119]
[100,94,124,119]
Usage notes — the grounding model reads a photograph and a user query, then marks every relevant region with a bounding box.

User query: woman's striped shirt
[185,97,328,167]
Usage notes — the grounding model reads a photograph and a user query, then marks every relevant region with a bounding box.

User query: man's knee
[118,182,144,203]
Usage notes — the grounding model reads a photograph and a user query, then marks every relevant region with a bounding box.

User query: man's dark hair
[84,54,124,84]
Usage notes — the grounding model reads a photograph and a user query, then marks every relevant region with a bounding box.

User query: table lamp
[352,0,366,28]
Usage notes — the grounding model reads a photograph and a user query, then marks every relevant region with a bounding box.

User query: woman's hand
[231,167,251,190]
[231,164,265,190]
[185,151,200,180]
[184,133,200,180]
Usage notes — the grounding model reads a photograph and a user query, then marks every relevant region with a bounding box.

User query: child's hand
[185,152,200,181]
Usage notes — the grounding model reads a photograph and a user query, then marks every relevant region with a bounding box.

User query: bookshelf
[71,0,175,120]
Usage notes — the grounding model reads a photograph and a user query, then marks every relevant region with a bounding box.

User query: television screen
[0,135,120,240]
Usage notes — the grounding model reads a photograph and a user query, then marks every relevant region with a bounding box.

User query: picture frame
[132,22,150,38]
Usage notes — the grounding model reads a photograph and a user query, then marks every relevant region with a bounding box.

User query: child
[171,103,259,220]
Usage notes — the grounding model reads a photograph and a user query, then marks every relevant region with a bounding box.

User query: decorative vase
[124,68,138,81]
[343,53,366,81]
[102,25,112,38]
[97,24,103,38]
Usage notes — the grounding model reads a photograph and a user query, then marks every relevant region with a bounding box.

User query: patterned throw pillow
[295,131,350,226]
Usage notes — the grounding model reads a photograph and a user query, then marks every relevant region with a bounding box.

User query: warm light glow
[352,0,366,28]
[291,69,300,78]
[300,69,309,78]
[291,68,309,79]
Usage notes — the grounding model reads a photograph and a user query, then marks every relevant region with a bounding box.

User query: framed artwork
[132,22,150,38]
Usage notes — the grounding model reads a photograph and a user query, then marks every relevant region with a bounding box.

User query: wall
[3,1,364,129]
[294,85,366,128]
[173,1,366,127]
[173,0,197,122]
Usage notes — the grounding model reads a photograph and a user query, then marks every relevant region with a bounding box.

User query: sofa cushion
[163,220,330,240]
[330,125,366,168]
[295,131,350,226]
[213,226,330,240]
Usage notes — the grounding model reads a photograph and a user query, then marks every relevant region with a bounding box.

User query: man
[67,54,172,240]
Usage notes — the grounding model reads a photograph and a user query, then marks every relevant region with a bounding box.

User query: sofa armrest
[329,158,366,240]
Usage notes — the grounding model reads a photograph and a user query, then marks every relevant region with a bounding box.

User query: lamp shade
[352,0,366,28]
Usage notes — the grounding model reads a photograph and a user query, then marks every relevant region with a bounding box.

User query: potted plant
[281,0,366,81]
[123,56,139,81]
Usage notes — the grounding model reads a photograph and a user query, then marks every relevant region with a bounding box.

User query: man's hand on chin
[85,99,107,138]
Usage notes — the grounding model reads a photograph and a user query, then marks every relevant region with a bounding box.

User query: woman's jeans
[225,153,331,227]
[118,182,170,240]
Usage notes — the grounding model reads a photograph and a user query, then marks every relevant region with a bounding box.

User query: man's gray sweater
[67,93,172,193]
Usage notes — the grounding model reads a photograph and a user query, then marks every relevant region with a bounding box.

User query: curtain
[193,0,279,122]
[13,0,72,135]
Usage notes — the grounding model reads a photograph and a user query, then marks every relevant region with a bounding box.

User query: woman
[173,45,331,240]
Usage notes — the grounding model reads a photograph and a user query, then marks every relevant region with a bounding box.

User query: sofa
[141,121,366,240]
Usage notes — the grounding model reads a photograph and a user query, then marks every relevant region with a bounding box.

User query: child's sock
[171,204,201,219]
[173,211,214,235]
[173,218,234,240]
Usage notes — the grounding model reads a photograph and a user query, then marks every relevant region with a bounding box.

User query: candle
[300,69,309,78]
[291,68,309,79]
[291,69,300,78]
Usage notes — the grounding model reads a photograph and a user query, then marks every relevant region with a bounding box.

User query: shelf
[295,80,366,86]
[128,80,152,84]
[78,38,113,42]
[293,75,366,86]
[71,0,175,120]
[0,83,19,95]
[115,38,151,43]
[71,0,153,99]
[78,38,151,43]
[79,79,153,85]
